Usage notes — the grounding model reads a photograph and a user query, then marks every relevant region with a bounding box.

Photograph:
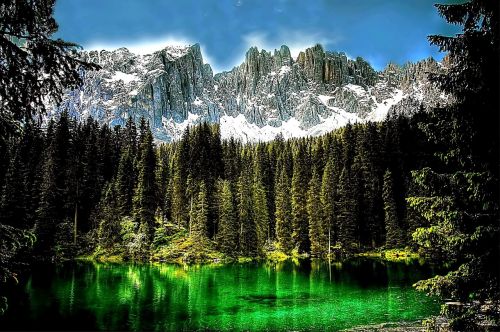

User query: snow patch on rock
[106,71,139,84]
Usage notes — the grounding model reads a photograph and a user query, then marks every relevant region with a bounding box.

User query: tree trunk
[73,202,78,246]
[73,183,79,246]
[328,225,331,256]
[189,197,193,236]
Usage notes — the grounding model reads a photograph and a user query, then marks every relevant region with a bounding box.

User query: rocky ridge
[49,43,447,142]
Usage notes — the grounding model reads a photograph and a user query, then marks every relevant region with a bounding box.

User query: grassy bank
[355,248,420,263]
[78,239,421,265]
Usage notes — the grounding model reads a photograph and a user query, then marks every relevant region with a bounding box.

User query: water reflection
[0,258,441,331]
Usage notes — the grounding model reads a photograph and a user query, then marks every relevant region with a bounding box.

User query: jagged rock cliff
[50,43,446,142]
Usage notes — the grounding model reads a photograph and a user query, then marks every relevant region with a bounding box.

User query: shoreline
[76,248,423,265]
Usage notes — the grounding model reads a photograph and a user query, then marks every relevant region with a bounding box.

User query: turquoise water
[0,259,441,331]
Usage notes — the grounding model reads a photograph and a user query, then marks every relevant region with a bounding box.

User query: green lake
[0,258,441,331]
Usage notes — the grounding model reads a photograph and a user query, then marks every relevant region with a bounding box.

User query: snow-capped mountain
[49,43,446,142]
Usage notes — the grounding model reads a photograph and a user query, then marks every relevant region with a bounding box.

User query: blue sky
[54,0,462,73]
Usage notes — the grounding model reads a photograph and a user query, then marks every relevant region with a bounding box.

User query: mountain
[48,43,447,142]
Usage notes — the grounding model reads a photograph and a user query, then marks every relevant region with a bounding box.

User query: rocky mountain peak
[295,44,378,87]
[50,43,448,142]
[297,44,325,82]
[273,45,293,67]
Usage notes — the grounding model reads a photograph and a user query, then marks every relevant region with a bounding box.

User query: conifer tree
[275,165,293,254]
[186,174,196,235]
[351,153,367,246]
[116,148,135,216]
[336,167,358,249]
[255,144,274,241]
[282,143,293,178]
[0,147,27,228]
[0,141,9,195]
[252,157,269,248]
[97,182,121,249]
[311,139,325,177]
[320,159,336,254]
[190,181,208,243]
[0,0,99,138]
[237,164,257,256]
[408,1,499,326]
[36,113,71,255]
[191,181,208,244]
[97,124,116,184]
[171,150,186,228]
[217,180,237,256]
[383,117,406,234]
[0,0,99,310]
[78,119,100,235]
[138,117,149,146]
[19,121,44,228]
[342,123,355,169]
[133,127,157,241]
[356,123,384,247]
[383,169,402,248]
[124,117,138,155]
[223,137,241,184]
[291,143,310,253]
[155,145,170,220]
[163,176,173,222]
[308,169,325,257]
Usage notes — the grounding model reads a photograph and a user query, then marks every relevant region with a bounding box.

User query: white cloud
[242,30,342,60]
[216,30,342,74]
[84,35,221,72]
[82,30,342,75]
[85,35,192,54]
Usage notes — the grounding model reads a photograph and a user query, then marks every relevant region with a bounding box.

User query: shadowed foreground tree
[407,0,499,328]
[0,0,99,137]
[0,0,98,314]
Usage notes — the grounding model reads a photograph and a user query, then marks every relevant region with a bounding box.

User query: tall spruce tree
[336,167,358,249]
[191,181,208,244]
[0,147,26,228]
[383,169,403,248]
[163,176,173,223]
[351,153,367,247]
[116,148,135,216]
[155,145,170,220]
[217,180,237,256]
[308,169,326,257]
[237,162,258,257]
[275,164,293,254]
[342,123,356,169]
[252,157,269,249]
[133,127,157,241]
[291,143,310,253]
[171,150,186,228]
[186,174,196,235]
[78,119,100,235]
[357,123,384,247]
[97,182,121,249]
[19,121,44,228]
[321,159,336,254]
[124,117,138,155]
[36,113,71,256]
